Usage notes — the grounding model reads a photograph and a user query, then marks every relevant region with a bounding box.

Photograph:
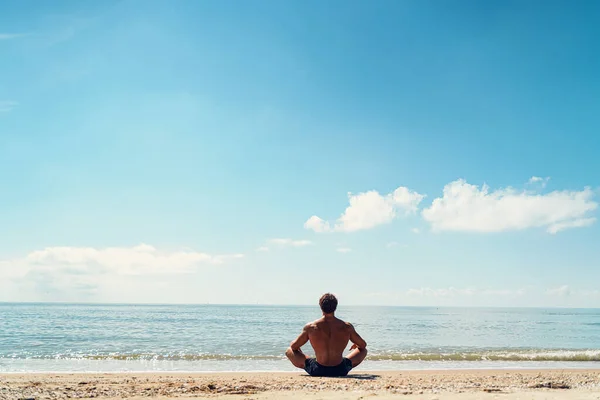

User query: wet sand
[1,369,599,399]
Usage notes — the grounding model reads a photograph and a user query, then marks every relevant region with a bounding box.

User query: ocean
[1,303,599,372]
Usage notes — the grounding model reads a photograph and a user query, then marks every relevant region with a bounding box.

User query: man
[285,293,368,377]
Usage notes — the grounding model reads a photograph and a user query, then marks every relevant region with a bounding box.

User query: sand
[1,369,600,399]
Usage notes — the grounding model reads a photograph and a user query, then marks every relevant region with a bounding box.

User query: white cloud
[6,244,243,276]
[422,179,597,234]
[405,287,527,297]
[0,244,244,300]
[367,287,528,300]
[304,216,332,233]
[406,287,476,297]
[386,242,408,249]
[529,176,550,188]
[546,217,596,234]
[0,101,18,113]
[363,286,600,307]
[480,288,526,296]
[305,187,425,233]
[336,247,352,253]
[546,285,571,297]
[0,33,26,40]
[253,238,312,253]
[268,238,313,247]
[411,227,420,234]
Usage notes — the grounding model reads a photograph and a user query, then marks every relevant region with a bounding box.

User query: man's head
[319,293,338,315]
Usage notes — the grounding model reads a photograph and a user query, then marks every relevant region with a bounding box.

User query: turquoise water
[1,303,600,372]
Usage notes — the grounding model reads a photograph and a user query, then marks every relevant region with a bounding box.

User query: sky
[1,0,599,307]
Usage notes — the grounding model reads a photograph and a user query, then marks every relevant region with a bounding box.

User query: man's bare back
[285,293,367,377]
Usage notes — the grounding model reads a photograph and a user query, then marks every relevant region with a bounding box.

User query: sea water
[1,303,599,372]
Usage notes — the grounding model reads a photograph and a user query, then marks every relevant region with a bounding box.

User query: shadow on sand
[302,374,380,380]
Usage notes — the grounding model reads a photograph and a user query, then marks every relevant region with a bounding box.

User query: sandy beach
[2,369,600,399]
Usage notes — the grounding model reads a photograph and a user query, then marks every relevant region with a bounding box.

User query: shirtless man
[285,293,368,377]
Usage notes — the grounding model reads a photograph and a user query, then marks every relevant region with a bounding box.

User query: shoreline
[2,366,600,374]
[2,369,600,399]
[3,367,600,374]
[2,358,599,374]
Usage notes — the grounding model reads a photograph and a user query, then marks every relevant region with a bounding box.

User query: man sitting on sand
[285,293,368,377]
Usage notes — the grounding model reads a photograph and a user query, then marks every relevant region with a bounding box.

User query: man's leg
[285,347,309,369]
[347,347,368,368]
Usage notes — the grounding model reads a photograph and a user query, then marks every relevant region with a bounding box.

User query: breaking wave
[7,350,600,362]
[368,350,600,362]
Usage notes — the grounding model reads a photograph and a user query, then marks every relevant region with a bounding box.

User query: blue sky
[1,0,599,306]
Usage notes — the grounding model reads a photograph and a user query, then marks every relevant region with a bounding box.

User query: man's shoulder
[304,320,320,330]
[305,317,352,329]
[305,318,337,329]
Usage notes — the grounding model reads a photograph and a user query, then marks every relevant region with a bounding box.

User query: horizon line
[0,301,597,310]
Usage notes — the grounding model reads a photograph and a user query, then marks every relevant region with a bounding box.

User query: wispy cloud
[0,244,244,299]
[386,241,407,249]
[528,176,550,188]
[384,287,530,298]
[422,179,597,234]
[305,187,425,233]
[267,238,313,247]
[364,286,600,307]
[0,101,18,113]
[411,227,420,234]
[0,33,27,40]
[0,244,244,276]
[336,247,352,253]
[255,238,313,252]
[406,287,477,297]
[369,286,600,300]
[546,285,571,297]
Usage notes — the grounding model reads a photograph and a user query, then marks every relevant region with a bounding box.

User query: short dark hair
[319,293,338,314]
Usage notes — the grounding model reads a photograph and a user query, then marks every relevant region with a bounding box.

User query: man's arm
[348,323,367,349]
[289,325,310,350]
[285,325,311,369]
